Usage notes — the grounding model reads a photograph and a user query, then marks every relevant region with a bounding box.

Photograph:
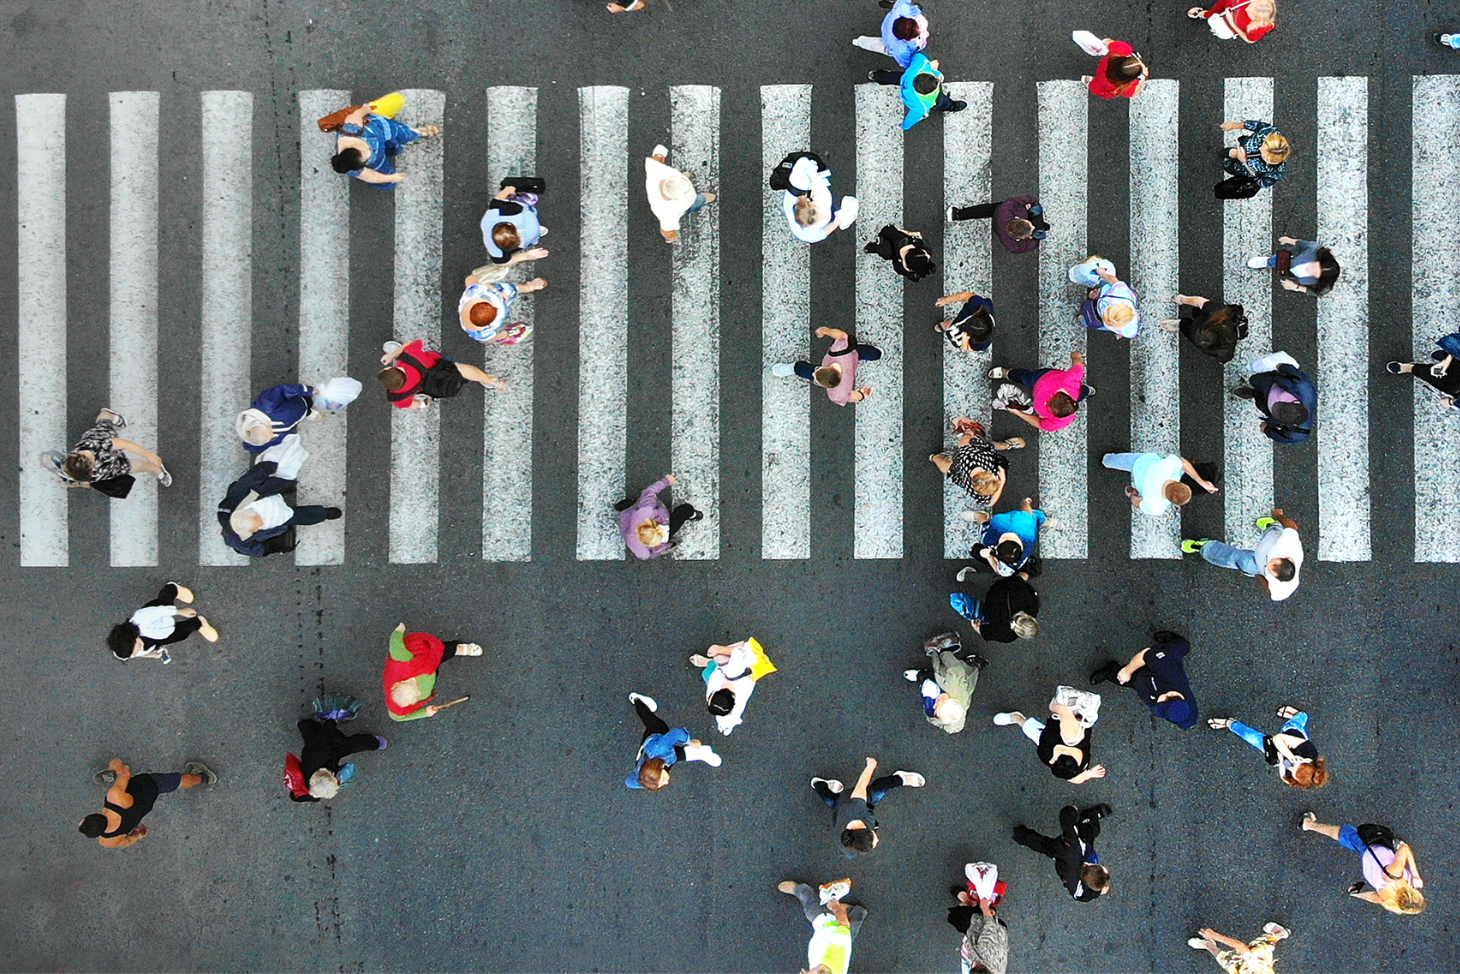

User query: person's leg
[1020,716,1046,744]
[340,732,386,758]
[634,699,671,737]
[613,496,636,512]
[1225,719,1269,754]
[291,505,333,526]
[382,116,424,150]
[855,343,883,361]
[1100,453,1141,472]
[869,69,903,86]
[1011,825,1060,858]
[811,780,841,808]
[144,584,181,608]
[791,883,825,923]
[792,361,816,381]
[156,616,204,646]
[951,201,1000,221]
[865,775,904,805]
[684,192,708,215]
[933,90,960,112]
[845,904,868,938]
[852,35,890,55]
[151,771,203,792]
[1199,540,1260,574]
[668,503,701,536]
[1006,367,1049,389]
[1281,711,1311,735]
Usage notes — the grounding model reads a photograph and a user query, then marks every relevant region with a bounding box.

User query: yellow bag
[746,637,777,680]
[368,92,405,118]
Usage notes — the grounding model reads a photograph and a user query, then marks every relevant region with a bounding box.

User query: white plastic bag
[315,376,362,410]
[1071,30,1109,57]
[1054,685,1102,727]
[258,434,309,481]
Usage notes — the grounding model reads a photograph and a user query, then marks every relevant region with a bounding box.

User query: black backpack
[768,151,825,193]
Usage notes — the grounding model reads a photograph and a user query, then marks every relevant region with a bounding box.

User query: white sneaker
[1262,923,1290,940]
[811,776,844,793]
[1188,938,1210,950]
[1247,255,1271,269]
[651,143,669,158]
[770,362,797,377]
[956,566,976,582]
[903,668,922,682]
[628,692,658,711]
[454,642,484,656]
[382,340,404,354]
[992,712,1016,726]
[947,205,957,221]
[959,510,988,523]
[819,878,852,903]
[987,367,1008,379]
[895,770,926,787]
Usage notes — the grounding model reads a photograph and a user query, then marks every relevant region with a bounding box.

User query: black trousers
[950,201,1000,221]
[634,698,670,742]
[139,585,203,648]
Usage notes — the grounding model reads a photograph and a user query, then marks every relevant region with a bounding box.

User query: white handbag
[1071,30,1109,56]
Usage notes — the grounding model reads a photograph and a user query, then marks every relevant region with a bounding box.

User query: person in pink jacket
[615,474,703,559]
[989,351,1092,433]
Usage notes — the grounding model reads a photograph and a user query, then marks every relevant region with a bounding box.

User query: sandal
[1000,437,1026,450]
[1187,6,1206,17]
[1206,717,1231,730]
[495,322,533,346]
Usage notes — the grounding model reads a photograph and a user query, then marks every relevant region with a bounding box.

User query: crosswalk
[11,79,1451,566]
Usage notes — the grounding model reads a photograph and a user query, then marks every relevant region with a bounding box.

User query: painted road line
[941,81,994,560]
[295,89,350,566]
[482,85,538,562]
[854,83,904,560]
[576,86,630,561]
[16,93,68,566]
[109,92,160,567]
[1035,80,1088,559]
[1411,75,1460,562]
[761,84,812,560]
[670,85,721,560]
[1316,76,1370,562]
[1221,78,1274,547]
[198,91,253,567]
[1128,79,1182,560]
[388,89,445,565]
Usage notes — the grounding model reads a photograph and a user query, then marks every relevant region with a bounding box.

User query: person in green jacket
[903,631,986,734]
[868,54,967,129]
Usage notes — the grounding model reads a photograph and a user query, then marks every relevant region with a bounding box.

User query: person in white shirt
[775,153,859,243]
[689,639,773,735]
[1100,451,1218,516]
[644,145,715,243]
[107,583,220,663]
[1182,508,1304,601]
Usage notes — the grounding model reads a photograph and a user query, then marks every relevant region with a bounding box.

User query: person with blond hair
[949,570,1040,644]
[382,623,484,722]
[1207,705,1329,788]
[1187,922,1290,974]
[772,327,882,405]
[616,473,702,560]
[1069,256,1140,339]
[1100,451,1217,517]
[1188,0,1277,43]
[770,151,859,244]
[1220,119,1291,191]
[930,417,1023,513]
[1299,814,1426,915]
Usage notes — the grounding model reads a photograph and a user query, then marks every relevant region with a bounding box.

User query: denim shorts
[1337,824,1366,854]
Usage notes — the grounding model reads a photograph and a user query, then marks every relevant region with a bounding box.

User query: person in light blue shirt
[1101,452,1219,517]
[868,55,967,130]
[852,0,929,67]
[624,693,720,790]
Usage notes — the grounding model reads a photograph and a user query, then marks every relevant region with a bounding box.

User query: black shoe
[1231,385,1256,400]
[1348,881,1367,895]
[943,100,968,114]
[867,70,879,82]
[1090,803,1113,819]
[878,0,895,8]
[1089,661,1120,686]
[687,509,704,522]
[324,507,343,520]
[863,240,879,254]
[950,883,969,898]
[968,653,990,671]
[1433,349,1448,361]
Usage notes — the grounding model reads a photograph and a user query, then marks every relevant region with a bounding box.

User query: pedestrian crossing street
[12,79,1460,566]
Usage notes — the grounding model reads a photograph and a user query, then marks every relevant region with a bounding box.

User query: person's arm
[1180,457,1219,493]
[1394,843,1424,886]
[109,438,163,465]
[639,474,676,506]
[389,624,414,662]
[1068,764,1107,784]
[1002,407,1046,430]
[98,826,148,849]
[254,383,315,416]
[1271,508,1299,531]
[1129,492,1143,510]
[1118,648,1150,683]
[986,468,1007,508]
[1096,265,1119,285]
[715,683,752,735]
[354,167,404,185]
[343,106,369,128]
[1200,929,1251,952]
[105,759,134,807]
[850,757,878,800]
[389,703,441,722]
[936,291,975,306]
[815,326,848,343]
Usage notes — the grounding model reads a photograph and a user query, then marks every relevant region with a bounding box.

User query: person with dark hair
[1386,331,1460,411]
[615,473,703,560]
[930,418,1023,513]
[1231,351,1316,444]
[946,869,1010,974]
[1080,39,1148,99]
[50,408,171,498]
[852,0,928,67]
[771,327,882,405]
[383,623,484,722]
[378,339,506,410]
[947,197,1048,254]
[964,498,1047,577]
[993,687,1107,784]
[107,582,219,664]
[1248,236,1339,296]
[935,290,997,353]
[1089,631,1199,729]
[1012,803,1113,901]
[330,103,438,188]
[624,692,721,791]
[285,695,387,803]
[1100,451,1218,517]
[689,638,775,735]
[1160,293,1249,364]
[457,273,546,346]
[902,631,984,735]
[864,224,936,282]
[989,350,1090,433]
[1183,508,1304,601]
[950,569,1040,643]
[1187,922,1290,973]
[481,177,548,267]
[1298,814,1425,915]
[811,756,925,858]
[79,757,215,848]
[217,460,341,558]
[868,53,967,130]
[777,877,867,974]
[1207,705,1329,789]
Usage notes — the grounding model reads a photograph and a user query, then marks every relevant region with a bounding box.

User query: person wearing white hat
[644,145,715,243]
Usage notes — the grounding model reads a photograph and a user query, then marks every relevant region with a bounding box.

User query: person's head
[1260,132,1292,165]
[491,222,521,254]
[968,967,992,974]
[933,697,967,726]
[1081,864,1112,895]
[1010,611,1040,640]
[229,507,264,540]
[1106,55,1144,84]
[913,72,941,96]
[1103,302,1136,332]
[307,769,341,799]
[903,248,936,280]
[1309,248,1342,296]
[77,814,109,838]
[63,452,94,482]
[968,468,1001,497]
[812,365,842,388]
[1377,881,1426,915]
[377,367,407,393]
[242,423,273,446]
[993,537,1024,567]
[794,195,818,228]
[1285,756,1329,788]
[638,756,670,790]
[1046,391,1078,419]
[1163,481,1194,507]
[390,679,425,709]
[1005,217,1035,241]
[891,16,921,40]
[707,688,735,716]
[637,519,670,548]
[1248,0,1276,24]
[330,147,365,174]
[962,307,995,342]
[468,301,499,329]
[840,827,878,853]
[1270,400,1310,427]
[107,623,143,660]
[1152,695,1195,728]
[1266,556,1297,583]
[1050,754,1082,780]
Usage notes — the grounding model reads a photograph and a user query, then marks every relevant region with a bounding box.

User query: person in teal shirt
[868,54,967,129]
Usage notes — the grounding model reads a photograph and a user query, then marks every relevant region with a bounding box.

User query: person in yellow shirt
[777,878,866,974]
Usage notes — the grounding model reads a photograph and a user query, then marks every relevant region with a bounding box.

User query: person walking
[936,291,997,354]
[1069,256,1140,339]
[868,54,967,130]
[988,351,1091,433]
[947,197,1048,254]
[107,582,219,664]
[689,638,776,736]
[1159,294,1249,364]
[930,418,1024,514]
[1299,814,1425,915]
[1247,236,1340,296]
[772,327,882,405]
[457,274,546,347]
[285,694,387,803]
[1100,451,1218,517]
[1182,509,1304,601]
[949,570,1040,643]
[770,151,859,243]
[964,498,1047,577]
[777,877,867,974]
[1089,630,1198,729]
[1387,332,1460,411]
[235,380,358,455]
[330,101,438,188]
[993,688,1106,783]
[615,473,703,560]
[644,144,716,244]
[625,692,721,790]
[1231,352,1316,443]
[79,757,216,848]
[1206,706,1328,788]
[1220,119,1291,192]
[218,460,341,558]
[1187,923,1290,974]
[378,339,506,409]
[811,756,926,858]
[383,623,484,722]
[903,631,986,735]
[946,875,1010,974]
[1078,38,1148,100]
[1188,0,1277,42]
[1012,804,1113,901]
[50,407,171,497]
[864,224,936,282]
[852,0,928,67]
[481,177,549,268]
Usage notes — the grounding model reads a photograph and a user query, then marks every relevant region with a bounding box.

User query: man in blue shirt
[624,693,720,790]
[867,54,968,130]
[1089,631,1198,729]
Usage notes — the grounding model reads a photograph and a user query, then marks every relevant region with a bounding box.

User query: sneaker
[184,761,218,786]
[867,70,879,82]
[987,367,1008,379]
[454,642,484,656]
[819,879,852,904]
[1158,318,1181,332]
[1089,661,1120,685]
[810,776,844,794]
[1438,33,1459,47]
[1262,923,1291,940]
[903,668,923,682]
[1180,538,1210,553]
[99,408,128,427]
[1386,361,1405,374]
[93,769,117,786]
[1255,515,1277,530]
[157,466,173,487]
[382,340,404,354]
[628,692,658,712]
[375,736,389,749]
[770,362,797,377]
[1247,255,1272,269]
[943,100,968,114]
[947,205,957,221]
[324,507,343,520]
[777,880,800,895]
[992,712,1017,726]
[959,510,989,523]
[1231,385,1257,400]
[895,770,926,787]
[1188,938,1211,950]
[968,654,990,671]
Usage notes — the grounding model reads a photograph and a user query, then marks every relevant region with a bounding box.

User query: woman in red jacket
[1081,40,1148,100]
[1188,0,1276,43]
[383,623,484,721]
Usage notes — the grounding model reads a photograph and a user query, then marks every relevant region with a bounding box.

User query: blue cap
[1153,698,1197,729]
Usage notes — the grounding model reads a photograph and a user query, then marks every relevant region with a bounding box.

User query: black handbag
[91,474,136,499]
[1215,175,1261,199]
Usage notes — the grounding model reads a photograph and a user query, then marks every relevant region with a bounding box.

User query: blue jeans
[1101,452,1141,472]
[1227,712,1309,753]
[1007,368,1091,401]
[1200,540,1261,576]
[814,776,906,808]
[686,192,709,214]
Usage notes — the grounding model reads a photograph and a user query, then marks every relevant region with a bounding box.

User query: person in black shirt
[1160,294,1249,364]
[864,224,936,282]
[1012,804,1112,902]
[78,757,216,848]
[811,756,926,858]
[289,708,388,803]
[951,570,1040,642]
[1089,630,1198,729]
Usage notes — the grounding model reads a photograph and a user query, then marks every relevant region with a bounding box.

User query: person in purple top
[852,0,929,67]
[948,197,1049,254]
[615,474,703,560]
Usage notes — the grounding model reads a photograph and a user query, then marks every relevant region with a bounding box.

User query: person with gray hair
[903,631,986,734]
[769,150,859,244]
[287,695,387,803]
[217,460,340,558]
